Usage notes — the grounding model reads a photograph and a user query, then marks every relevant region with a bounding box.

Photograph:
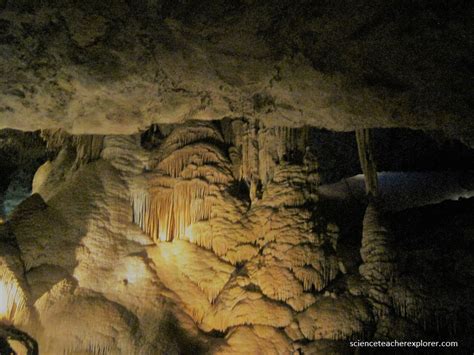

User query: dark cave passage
[319,171,474,211]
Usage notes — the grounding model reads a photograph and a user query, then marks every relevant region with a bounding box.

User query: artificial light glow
[184,225,194,240]
[159,230,168,242]
[0,272,26,324]
[124,260,147,285]
[132,179,213,243]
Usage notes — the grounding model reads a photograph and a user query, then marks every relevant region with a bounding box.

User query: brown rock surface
[0,1,472,138]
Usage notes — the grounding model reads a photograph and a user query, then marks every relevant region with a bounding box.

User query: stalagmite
[34,284,138,355]
[0,0,470,347]
[359,202,398,320]
[360,204,397,284]
[4,118,468,353]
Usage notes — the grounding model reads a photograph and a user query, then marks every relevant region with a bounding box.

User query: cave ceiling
[0,0,472,140]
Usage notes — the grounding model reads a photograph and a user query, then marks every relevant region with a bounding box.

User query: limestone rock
[0,2,472,138]
[296,295,374,341]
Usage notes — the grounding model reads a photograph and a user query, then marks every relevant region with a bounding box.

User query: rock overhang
[0,0,472,139]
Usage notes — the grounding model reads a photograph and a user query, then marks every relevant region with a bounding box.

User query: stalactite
[40,129,70,151]
[132,178,216,242]
[160,122,224,150]
[63,343,112,355]
[72,135,104,170]
[355,129,378,197]
[289,255,339,293]
[40,129,104,170]
[240,120,260,200]
[157,143,230,178]
[180,165,232,185]
[130,121,235,243]
[184,222,213,249]
[251,264,304,302]
[292,267,324,292]
[131,189,150,233]
[171,180,213,240]
[247,125,310,188]
[150,121,225,169]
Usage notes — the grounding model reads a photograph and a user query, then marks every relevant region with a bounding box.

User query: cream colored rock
[296,295,373,341]
[1,121,367,353]
[214,326,293,355]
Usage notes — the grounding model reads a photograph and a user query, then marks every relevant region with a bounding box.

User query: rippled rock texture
[1,121,473,353]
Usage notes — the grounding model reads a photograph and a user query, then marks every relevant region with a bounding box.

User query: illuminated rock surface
[1,121,473,353]
[0,1,473,143]
[0,1,473,353]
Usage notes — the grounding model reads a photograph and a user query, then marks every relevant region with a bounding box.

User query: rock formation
[0,1,473,142]
[1,120,472,353]
[0,1,473,353]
